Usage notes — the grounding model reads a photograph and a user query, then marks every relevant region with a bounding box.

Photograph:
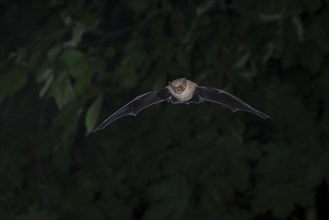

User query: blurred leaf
[0,1,328,220]
[252,185,294,219]
[38,69,54,97]
[302,0,322,13]
[5,160,23,189]
[103,47,116,59]
[64,24,85,48]
[117,40,147,88]
[262,41,276,64]
[85,95,102,134]
[144,176,189,220]
[13,47,28,65]
[72,206,104,220]
[27,51,47,73]
[0,66,27,99]
[120,71,138,88]
[234,52,250,69]
[196,0,216,17]
[152,75,166,89]
[303,153,328,188]
[53,148,71,173]
[220,138,251,191]
[199,177,234,219]
[47,46,62,62]
[59,49,89,78]
[259,13,283,22]
[292,16,304,42]
[125,0,150,13]
[51,75,75,109]
[14,204,58,220]
[299,41,323,73]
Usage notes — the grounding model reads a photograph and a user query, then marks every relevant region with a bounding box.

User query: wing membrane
[94,88,171,131]
[196,87,270,119]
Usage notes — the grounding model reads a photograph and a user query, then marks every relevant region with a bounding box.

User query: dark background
[0,1,328,220]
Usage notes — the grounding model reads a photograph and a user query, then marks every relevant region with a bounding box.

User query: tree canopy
[0,1,328,220]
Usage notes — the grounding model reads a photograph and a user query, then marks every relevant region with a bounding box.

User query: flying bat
[94,78,270,131]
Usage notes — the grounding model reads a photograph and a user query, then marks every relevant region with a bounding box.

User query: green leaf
[292,16,304,42]
[14,204,58,220]
[196,0,216,17]
[144,176,189,220]
[47,46,62,62]
[59,49,89,78]
[302,0,322,14]
[126,0,150,13]
[220,138,251,191]
[234,52,250,69]
[120,71,138,88]
[252,185,304,219]
[0,66,27,99]
[85,95,103,134]
[104,47,116,59]
[38,69,54,97]
[5,161,23,189]
[51,75,75,108]
[53,148,71,174]
[64,24,85,48]
[299,41,323,73]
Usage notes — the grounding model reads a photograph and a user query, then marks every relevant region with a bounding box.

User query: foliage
[0,1,328,220]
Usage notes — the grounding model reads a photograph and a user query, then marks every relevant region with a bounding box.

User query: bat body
[94,78,270,131]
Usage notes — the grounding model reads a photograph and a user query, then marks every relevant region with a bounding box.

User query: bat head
[169,78,187,94]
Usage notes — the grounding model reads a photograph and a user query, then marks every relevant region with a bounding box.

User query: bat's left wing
[194,86,270,119]
[94,88,171,131]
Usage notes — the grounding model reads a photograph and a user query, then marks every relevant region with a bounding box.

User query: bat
[94,78,270,131]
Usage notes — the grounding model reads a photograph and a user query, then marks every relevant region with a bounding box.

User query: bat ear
[182,78,187,85]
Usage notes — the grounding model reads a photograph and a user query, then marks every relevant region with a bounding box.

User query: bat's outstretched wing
[194,86,270,119]
[94,88,171,131]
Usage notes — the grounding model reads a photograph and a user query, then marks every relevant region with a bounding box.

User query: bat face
[94,78,270,131]
[168,78,187,94]
[167,78,197,102]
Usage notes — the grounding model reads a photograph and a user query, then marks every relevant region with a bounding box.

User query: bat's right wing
[195,86,270,119]
[94,88,171,131]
